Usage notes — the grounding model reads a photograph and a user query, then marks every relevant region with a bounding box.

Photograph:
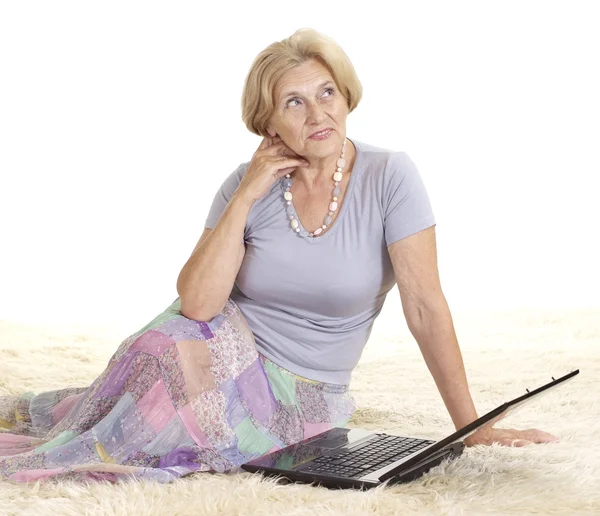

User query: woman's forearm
[176,191,253,321]
[406,301,479,430]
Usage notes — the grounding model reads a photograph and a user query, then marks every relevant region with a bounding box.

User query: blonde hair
[241,28,363,137]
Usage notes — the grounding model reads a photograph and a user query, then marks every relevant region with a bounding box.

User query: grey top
[204,138,436,385]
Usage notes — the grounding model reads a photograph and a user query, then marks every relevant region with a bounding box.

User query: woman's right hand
[235,135,309,204]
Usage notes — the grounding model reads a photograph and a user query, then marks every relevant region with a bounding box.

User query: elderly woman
[0,28,555,483]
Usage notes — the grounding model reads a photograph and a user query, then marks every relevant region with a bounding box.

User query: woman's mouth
[308,128,333,140]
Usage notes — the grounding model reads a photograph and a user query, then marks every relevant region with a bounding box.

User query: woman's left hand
[464,426,559,447]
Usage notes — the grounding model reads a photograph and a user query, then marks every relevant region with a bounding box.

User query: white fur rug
[0,309,598,516]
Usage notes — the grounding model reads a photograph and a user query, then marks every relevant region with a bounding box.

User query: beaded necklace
[283,138,347,238]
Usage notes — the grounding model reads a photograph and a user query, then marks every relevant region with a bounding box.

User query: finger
[265,141,297,157]
[277,156,309,167]
[264,147,303,163]
[512,439,533,447]
[270,158,307,179]
[261,142,307,162]
[258,136,273,151]
[255,141,284,157]
[520,428,559,443]
[273,166,297,180]
[498,437,533,447]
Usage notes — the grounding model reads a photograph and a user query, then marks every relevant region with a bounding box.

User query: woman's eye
[287,88,334,107]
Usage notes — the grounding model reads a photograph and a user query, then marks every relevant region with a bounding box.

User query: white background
[1,1,598,331]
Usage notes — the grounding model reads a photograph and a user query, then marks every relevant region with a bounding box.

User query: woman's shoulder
[225,160,252,185]
[353,139,415,182]
[353,139,396,156]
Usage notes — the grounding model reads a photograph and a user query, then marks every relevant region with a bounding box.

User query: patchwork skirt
[0,298,356,483]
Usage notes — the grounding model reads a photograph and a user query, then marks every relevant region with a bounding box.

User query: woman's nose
[306,102,326,123]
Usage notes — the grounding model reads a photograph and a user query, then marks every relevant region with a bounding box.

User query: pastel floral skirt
[0,298,356,483]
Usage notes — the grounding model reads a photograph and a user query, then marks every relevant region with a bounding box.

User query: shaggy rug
[0,309,598,516]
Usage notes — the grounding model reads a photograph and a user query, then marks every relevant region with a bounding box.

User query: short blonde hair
[241,28,363,137]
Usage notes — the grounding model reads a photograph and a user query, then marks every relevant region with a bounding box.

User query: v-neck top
[204,138,436,384]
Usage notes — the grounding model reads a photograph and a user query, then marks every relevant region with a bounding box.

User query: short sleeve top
[204,138,436,384]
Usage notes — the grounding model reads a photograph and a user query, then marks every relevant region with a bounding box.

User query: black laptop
[242,370,579,490]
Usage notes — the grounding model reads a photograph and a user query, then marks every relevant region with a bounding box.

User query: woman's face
[267,58,349,160]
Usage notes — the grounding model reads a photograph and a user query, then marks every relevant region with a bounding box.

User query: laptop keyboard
[296,434,436,479]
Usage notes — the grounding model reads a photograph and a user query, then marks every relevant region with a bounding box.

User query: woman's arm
[387,226,557,446]
[176,191,252,321]
[387,226,478,430]
[177,136,308,322]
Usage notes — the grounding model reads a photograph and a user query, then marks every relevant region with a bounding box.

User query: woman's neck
[293,139,356,191]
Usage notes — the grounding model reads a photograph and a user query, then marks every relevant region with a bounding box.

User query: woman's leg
[0,296,356,482]
[0,297,261,482]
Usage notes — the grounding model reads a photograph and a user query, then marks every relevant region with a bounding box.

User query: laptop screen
[378,369,579,482]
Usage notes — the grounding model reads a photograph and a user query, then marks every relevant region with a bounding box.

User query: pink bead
[314,228,323,235]
[329,201,338,212]
[337,158,346,168]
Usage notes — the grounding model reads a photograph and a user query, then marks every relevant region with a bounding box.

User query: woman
[0,28,556,484]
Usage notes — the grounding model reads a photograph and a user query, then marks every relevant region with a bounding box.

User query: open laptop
[242,369,579,490]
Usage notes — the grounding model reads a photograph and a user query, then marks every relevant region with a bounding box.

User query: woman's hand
[465,426,559,447]
[236,135,308,204]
